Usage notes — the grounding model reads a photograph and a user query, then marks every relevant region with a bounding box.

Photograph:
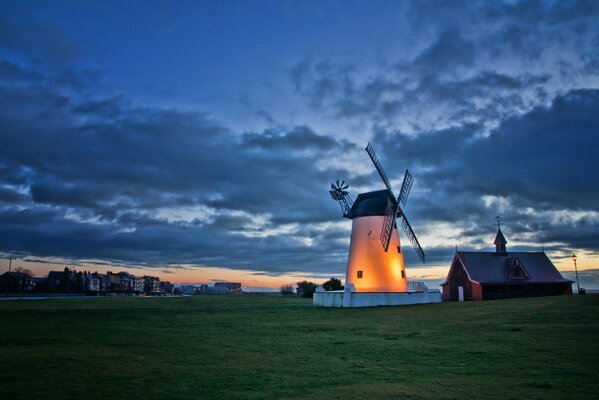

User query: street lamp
[571,254,582,294]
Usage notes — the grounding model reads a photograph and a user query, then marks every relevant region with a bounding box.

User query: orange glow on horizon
[1,251,597,290]
[0,258,324,289]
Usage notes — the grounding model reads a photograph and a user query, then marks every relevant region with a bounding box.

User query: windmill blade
[397,169,414,206]
[400,213,425,263]
[380,202,397,252]
[365,142,395,201]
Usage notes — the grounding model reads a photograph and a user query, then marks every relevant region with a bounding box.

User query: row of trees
[280,278,343,298]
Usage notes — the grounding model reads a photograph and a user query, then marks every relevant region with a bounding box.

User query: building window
[357,270,363,279]
[401,270,405,278]
[397,246,401,253]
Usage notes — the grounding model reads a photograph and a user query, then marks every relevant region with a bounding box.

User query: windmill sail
[363,142,426,263]
[365,142,395,201]
[400,214,425,263]
[397,169,414,206]
[380,200,397,252]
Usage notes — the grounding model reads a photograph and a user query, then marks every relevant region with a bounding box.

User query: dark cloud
[371,89,599,263]
[379,89,599,208]
[242,125,345,151]
[291,1,599,134]
[2,76,597,275]
[0,55,361,275]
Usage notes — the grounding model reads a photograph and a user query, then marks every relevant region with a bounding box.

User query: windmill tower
[329,142,425,292]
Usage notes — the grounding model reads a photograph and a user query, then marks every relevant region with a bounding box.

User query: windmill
[329,142,425,292]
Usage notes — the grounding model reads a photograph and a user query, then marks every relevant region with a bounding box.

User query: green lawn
[0,295,597,399]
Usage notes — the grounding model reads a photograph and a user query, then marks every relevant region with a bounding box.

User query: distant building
[214,282,242,293]
[4,267,153,296]
[84,273,101,293]
[117,272,134,292]
[178,285,197,296]
[48,267,84,293]
[160,281,174,295]
[198,284,209,294]
[93,273,111,293]
[32,277,48,291]
[107,271,124,293]
[441,227,572,301]
[47,271,65,291]
[132,275,144,294]
[143,276,161,295]
[0,271,33,292]
[206,285,228,294]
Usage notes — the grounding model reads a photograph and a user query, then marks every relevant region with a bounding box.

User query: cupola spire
[494,216,507,254]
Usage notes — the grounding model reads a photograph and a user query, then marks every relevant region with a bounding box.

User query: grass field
[0,295,598,399]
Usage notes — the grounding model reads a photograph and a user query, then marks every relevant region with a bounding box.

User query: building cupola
[494,216,508,254]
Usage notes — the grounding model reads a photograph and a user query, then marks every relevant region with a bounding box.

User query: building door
[458,286,464,302]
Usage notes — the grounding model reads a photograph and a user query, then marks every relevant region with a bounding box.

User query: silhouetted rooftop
[455,251,571,284]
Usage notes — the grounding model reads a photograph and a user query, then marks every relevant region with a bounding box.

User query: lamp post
[572,254,581,294]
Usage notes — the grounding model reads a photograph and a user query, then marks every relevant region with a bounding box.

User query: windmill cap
[346,190,389,219]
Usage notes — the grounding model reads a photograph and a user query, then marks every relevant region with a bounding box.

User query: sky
[1,0,599,289]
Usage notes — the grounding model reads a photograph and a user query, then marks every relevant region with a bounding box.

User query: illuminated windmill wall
[329,143,425,293]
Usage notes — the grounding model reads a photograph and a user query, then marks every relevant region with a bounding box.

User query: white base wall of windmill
[345,215,408,292]
[313,284,441,308]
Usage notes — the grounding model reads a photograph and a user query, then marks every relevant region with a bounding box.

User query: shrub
[279,284,294,295]
[322,278,344,291]
[296,281,318,298]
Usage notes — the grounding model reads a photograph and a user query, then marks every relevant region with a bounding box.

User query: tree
[280,283,294,295]
[296,281,318,298]
[322,278,344,291]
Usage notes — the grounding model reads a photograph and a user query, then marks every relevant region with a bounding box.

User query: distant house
[0,271,33,292]
[84,273,101,293]
[93,273,111,293]
[107,272,123,293]
[48,268,80,292]
[47,271,64,291]
[118,272,133,292]
[441,227,572,301]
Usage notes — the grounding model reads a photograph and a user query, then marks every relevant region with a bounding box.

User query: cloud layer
[1,1,598,278]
